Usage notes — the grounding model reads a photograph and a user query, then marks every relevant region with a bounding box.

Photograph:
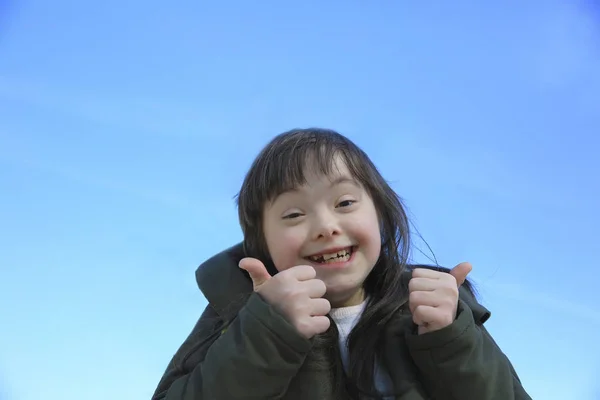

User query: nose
[311,210,341,240]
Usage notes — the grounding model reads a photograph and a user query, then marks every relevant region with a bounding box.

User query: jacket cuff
[405,299,474,350]
[243,292,313,354]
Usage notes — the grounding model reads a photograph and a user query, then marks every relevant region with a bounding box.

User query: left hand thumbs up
[449,262,472,287]
[409,262,473,335]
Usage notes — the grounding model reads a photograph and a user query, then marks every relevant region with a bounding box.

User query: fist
[408,262,472,335]
[239,257,331,339]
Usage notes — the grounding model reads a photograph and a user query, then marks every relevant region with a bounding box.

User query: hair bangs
[257,135,361,204]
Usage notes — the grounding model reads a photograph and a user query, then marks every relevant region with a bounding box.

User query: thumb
[449,262,473,287]
[239,257,272,291]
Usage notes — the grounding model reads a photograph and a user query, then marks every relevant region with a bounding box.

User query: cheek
[264,228,305,272]
[353,210,382,261]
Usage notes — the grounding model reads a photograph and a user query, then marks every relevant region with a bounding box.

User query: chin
[324,280,366,307]
[327,289,366,308]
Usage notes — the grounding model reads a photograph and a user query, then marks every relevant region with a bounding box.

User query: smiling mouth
[306,246,355,264]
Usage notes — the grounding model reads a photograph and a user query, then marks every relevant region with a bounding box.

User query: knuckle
[442,285,457,296]
[442,315,453,326]
[317,280,327,292]
[295,319,309,334]
[409,291,420,304]
[321,299,332,314]
[296,318,315,336]
[273,274,291,287]
[320,317,331,332]
[449,287,459,298]
[299,265,316,278]
[290,301,305,315]
[276,268,292,279]
[281,286,304,303]
[280,285,296,299]
[445,296,457,307]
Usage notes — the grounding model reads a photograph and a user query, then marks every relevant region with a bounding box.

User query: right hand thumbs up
[239,257,272,291]
[238,257,331,339]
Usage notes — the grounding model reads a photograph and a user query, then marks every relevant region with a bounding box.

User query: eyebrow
[277,176,359,198]
[328,176,359,188]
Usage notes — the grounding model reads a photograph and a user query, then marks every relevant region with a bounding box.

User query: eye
[336,200,356,208]
[283,212,303,219]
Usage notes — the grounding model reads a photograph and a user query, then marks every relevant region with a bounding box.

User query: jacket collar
[195,242,491,324]
[195,243,251,319]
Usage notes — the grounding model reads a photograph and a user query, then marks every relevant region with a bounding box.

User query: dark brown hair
[236,128,413,397]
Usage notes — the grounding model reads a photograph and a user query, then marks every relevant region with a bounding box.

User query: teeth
[309,248,352,263]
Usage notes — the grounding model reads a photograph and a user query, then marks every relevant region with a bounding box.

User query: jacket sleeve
[404,287,532,400]
[151,293,312,400]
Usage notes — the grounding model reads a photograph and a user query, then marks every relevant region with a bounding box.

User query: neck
[329,288,365,308]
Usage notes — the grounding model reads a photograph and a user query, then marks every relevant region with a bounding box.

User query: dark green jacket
[152,243,531,400]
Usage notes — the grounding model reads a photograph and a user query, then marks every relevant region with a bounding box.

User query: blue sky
[1,1,599,399]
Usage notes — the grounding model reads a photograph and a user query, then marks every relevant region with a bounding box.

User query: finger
[310,315,331,336]
[408,277,440,292]
[239,257,272,290]
[287,264,317,281]
[309,298,331,316]
[301,278,327,299]
[408,290,440,314]
[412,305,444,327]
[450,262,473,287]
[411,268,444,279]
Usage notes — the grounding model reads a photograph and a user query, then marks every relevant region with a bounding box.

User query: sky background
[1,1,599,399]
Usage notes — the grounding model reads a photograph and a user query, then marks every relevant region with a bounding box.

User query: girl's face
[262,158,381,308]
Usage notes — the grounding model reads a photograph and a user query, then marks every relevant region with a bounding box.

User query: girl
[152,128,531,399]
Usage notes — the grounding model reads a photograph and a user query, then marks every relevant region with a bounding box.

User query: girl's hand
[408,262,472,335]
[239,257,331,339]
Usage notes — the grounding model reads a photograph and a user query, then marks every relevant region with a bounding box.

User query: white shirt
[330,300,395,398]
